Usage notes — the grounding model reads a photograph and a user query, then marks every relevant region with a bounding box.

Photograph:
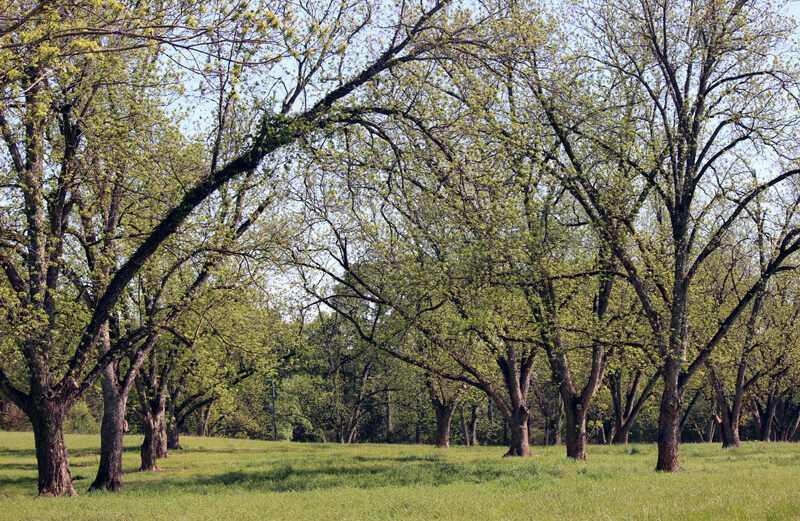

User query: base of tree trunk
[503,446,533,457]
[88,476,123,492]
[32,406,78,497]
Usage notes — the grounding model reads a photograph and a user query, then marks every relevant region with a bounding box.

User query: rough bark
[656,361,683,472]
[140,410,167,471]
[89,366,127,491]
[563,399,587,460]
[31,404,76,497]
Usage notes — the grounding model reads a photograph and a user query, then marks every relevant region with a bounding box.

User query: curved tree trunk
[31,404,76,497]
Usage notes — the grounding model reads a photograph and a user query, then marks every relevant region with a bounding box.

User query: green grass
[1,432,799,520]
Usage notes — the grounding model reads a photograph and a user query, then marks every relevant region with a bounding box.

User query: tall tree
[521,0,800,470]
[0,0,463,495]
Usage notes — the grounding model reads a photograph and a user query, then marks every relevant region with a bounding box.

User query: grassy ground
[1,432,799,520]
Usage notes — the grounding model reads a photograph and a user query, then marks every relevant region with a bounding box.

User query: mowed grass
[1,432,799,521]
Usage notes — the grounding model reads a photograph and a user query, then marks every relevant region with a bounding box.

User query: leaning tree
[0,0,464,495]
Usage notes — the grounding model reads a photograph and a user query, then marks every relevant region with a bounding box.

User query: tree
[521,0,800,470]
[0,0,463,495]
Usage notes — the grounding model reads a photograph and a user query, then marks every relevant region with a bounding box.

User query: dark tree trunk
[563,399,587,460]
[166,392,182,450]
[469,404,479,446]
[719,410,741,448]
[89,367,127,491]
[612,424,631,444]
[140,410,167,471]
[31,404,76,497]
[385,388,392,443]
[761,389,779,441]
[656,362,683,472]
[140,404,167,471]
[167,425,182,451]
[140,421,160,472]
[504,405,532,457]
[434,403,456,448]
[415,419,422,444]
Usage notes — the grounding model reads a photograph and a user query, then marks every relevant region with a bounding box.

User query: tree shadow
[158,457,556,493]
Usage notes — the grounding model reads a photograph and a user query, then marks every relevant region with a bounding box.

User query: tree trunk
[167,425,182,451]
[196,404,211,437]
[761,390,779,442]
[469,404,479,446]
[166,393,182,450]
[434,403,455,448]
[612,424,631,444]
[563,399,587,460]
[719,409,741,448]
[89,368,127,491]
[504,405,532,457]
[31,404,76,497]
[140,419,160,472]
[461,406,470,446]
[385,388,392,443]
[706,416,717,443]
[140,408,167,471]
[656,363,683,472]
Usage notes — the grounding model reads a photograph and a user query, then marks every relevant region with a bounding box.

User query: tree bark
[89,366,127,491]
[612,424,631,445]
[656,361,683,472]
[140,410,167,471]
[166,391,182,450]
[563,399,587,460]
[167,425,182,451]
[718,409,741,448]
[31,404,76,497]
[504,405,532,457]
[433,403,456,448]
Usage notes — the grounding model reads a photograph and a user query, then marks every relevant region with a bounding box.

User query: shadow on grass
[0,475,37,488]
[0,447,37,458]
[156,457,562,493]
[0,462,38,471]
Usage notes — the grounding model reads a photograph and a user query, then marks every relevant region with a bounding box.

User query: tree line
[1,0,800,498]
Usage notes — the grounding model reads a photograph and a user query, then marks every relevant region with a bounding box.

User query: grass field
[1,432,799,520]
